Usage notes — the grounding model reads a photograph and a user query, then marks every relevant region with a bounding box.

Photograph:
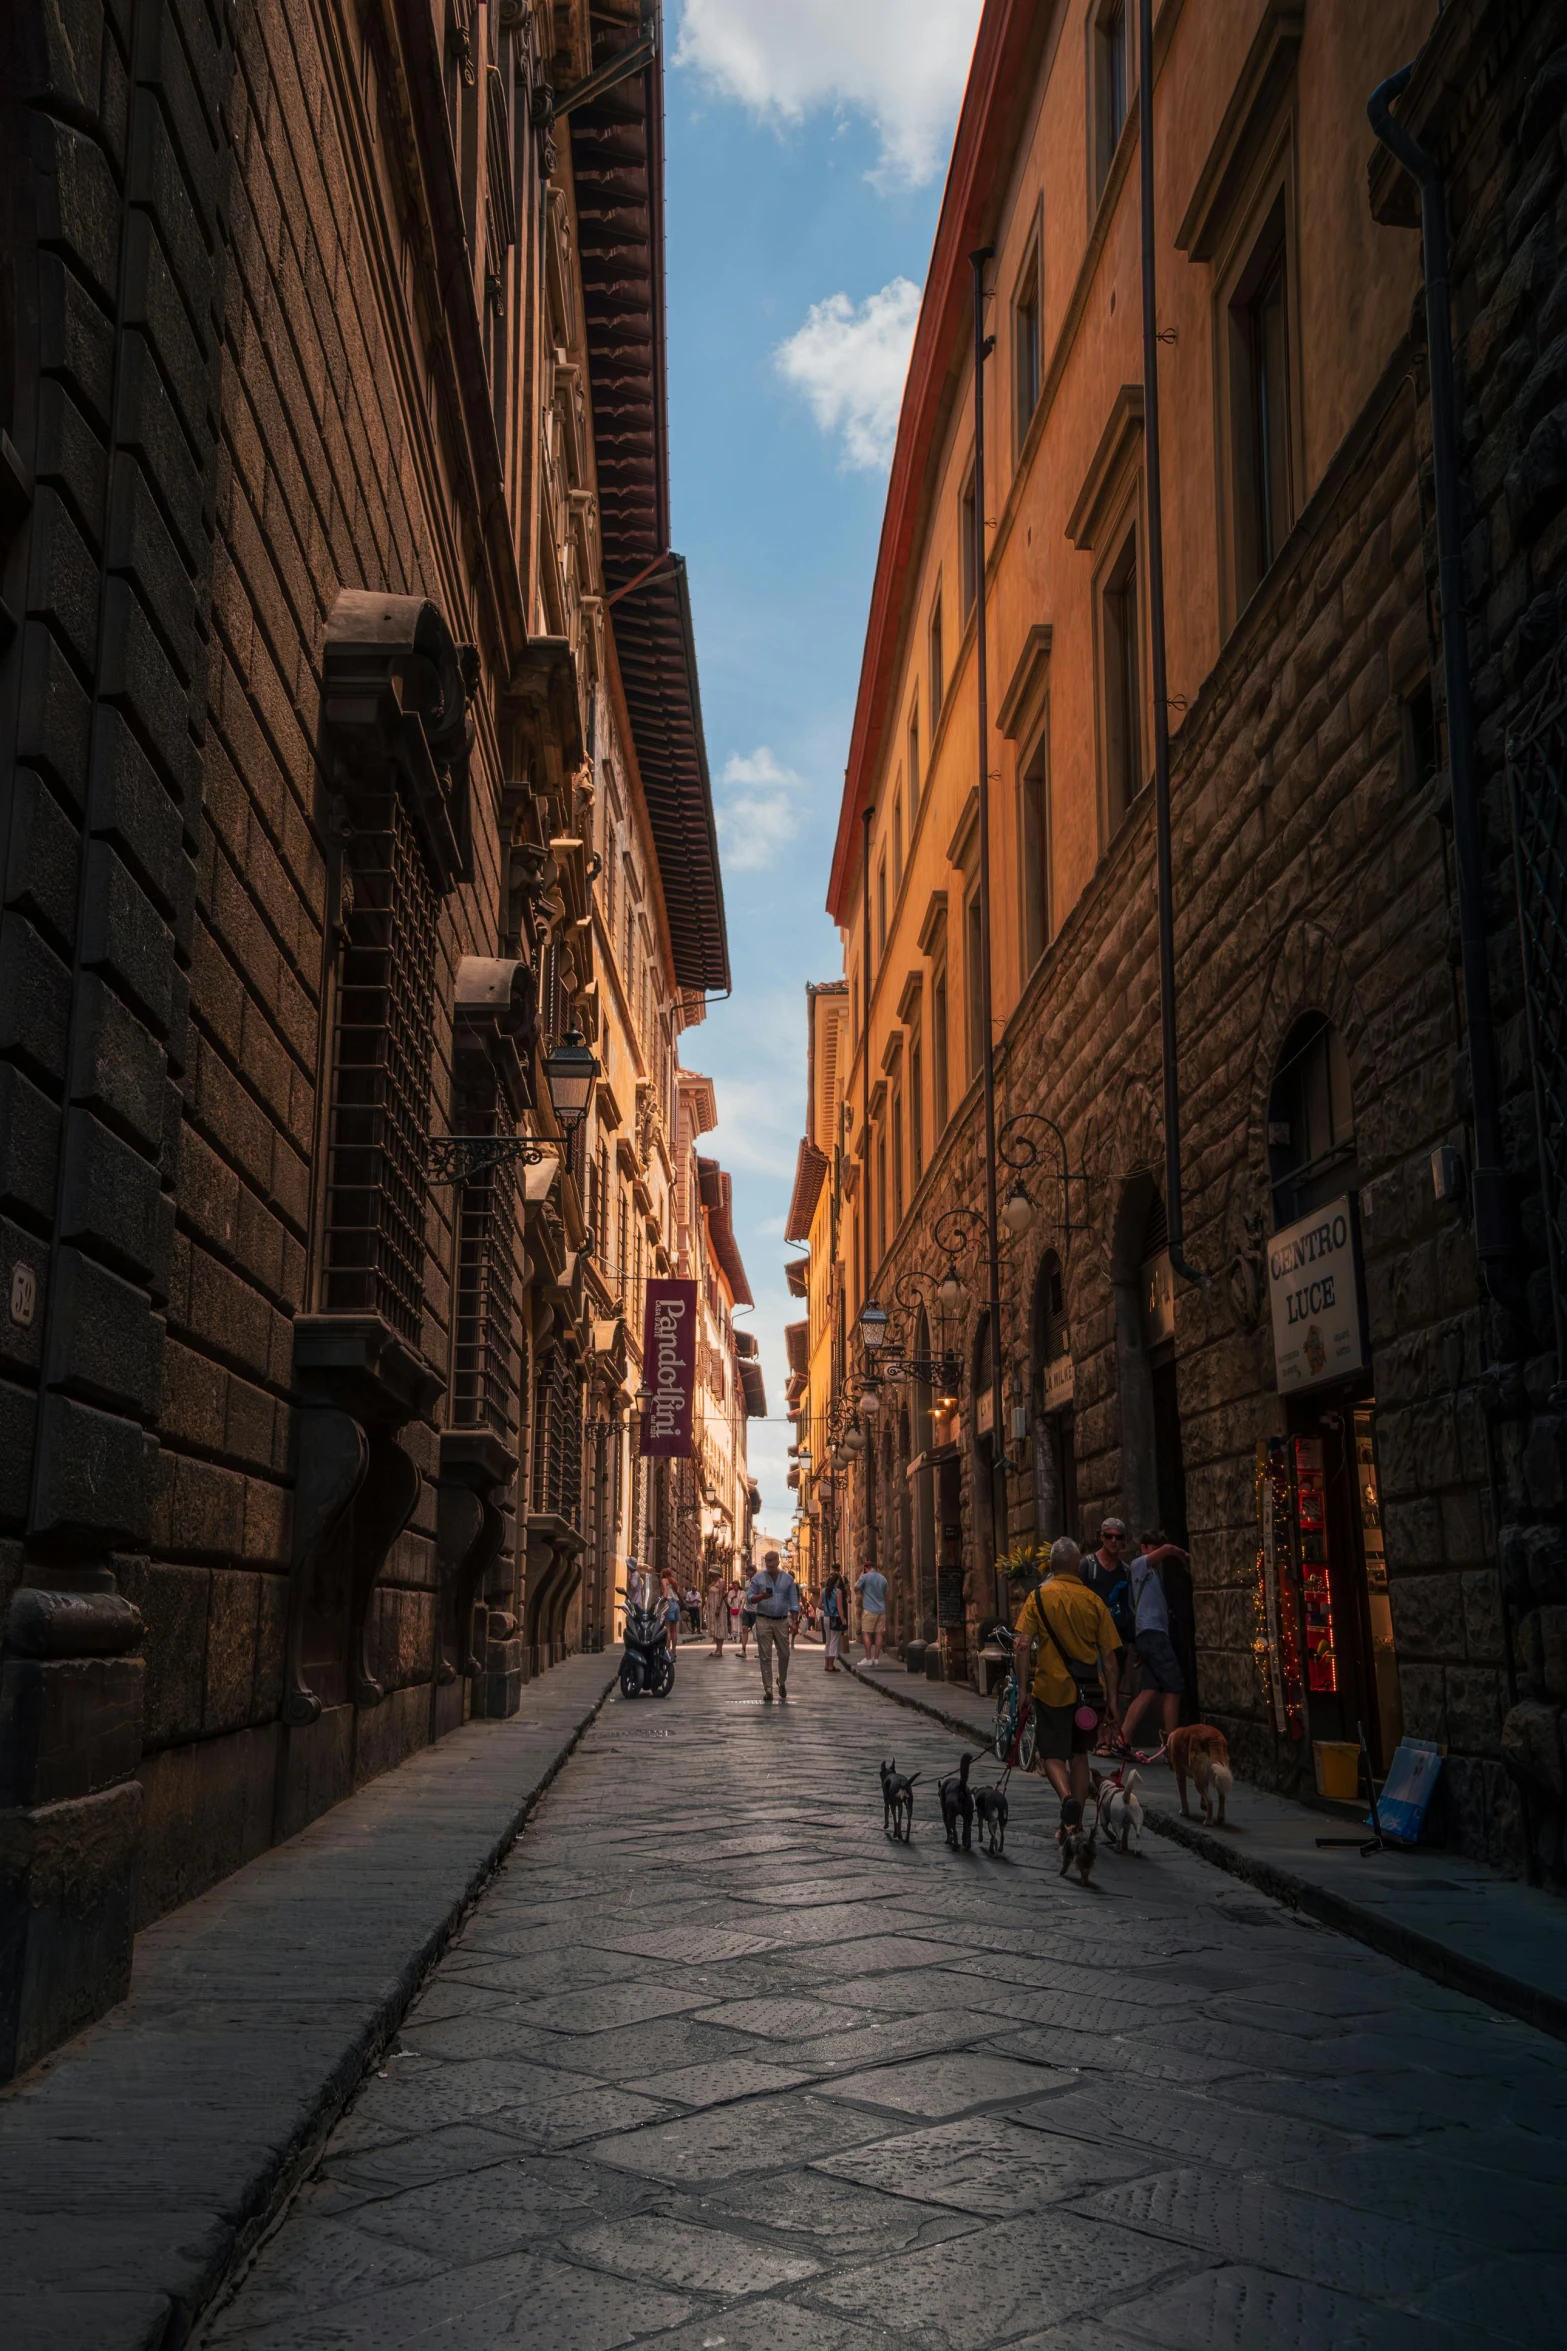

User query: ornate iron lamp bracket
[997,1110,1091,1235]
[425,1134,554,1186]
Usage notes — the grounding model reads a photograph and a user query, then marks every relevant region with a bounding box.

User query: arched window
[1268,1012,1357,1227]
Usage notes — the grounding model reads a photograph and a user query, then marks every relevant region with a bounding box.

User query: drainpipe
[971,248,1009,1607]
[1369,65,1510,1281]
[1138,0,1204,1285]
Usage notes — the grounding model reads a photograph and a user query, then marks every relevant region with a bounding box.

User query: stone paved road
[198,1648,1567,2350]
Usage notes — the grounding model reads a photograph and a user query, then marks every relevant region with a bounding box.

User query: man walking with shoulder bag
[745,1549,801,1703]
[1012,1537,1123,1803]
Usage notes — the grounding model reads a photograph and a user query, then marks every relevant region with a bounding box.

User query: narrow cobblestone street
[199,1648,1567,2351]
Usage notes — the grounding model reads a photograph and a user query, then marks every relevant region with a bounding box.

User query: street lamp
[858,1297,889,1352]
[859,1382,882,1416]
[543,1026,598,1129]
[937,1261,964,1314]
[843,1426,865,1455]
[1002,1180,1035,1237]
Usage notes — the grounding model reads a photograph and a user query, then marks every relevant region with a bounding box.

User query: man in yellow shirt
[1013,1537,1123,1803]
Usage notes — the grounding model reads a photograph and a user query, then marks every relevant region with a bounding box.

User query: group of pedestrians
[1009,1523,1188,1804]
[641,1549,902,1704]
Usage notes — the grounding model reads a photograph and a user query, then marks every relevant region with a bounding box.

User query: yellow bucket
[1314,1740,1361,1802]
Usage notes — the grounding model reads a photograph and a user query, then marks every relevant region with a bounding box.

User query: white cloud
[717,745,803,871]
[776,279,922,471]
[674,0,981,188]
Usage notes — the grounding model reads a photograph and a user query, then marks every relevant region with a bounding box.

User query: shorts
[1135,1629,1186,1694]
[1035,1701,1096,1761]
[861,1610,885,1632]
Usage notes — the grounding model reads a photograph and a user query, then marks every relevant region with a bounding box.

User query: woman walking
[821,1572,848,1671]
[658,1570,682,1655]
[703,1573,729,1657]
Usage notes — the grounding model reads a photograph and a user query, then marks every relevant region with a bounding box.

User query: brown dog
[1167,1725,1233,1825]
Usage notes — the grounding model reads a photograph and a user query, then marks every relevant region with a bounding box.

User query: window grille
[324,790,439,1343]
[451,1120,517,1439]
[532,1344,583,1525]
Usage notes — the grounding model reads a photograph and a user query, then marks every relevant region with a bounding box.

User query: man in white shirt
[854,1563,889,1664]
[744,1551,801,1703]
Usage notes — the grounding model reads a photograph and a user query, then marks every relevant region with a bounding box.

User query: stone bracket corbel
[282,1405,368,1728]
[437,1431,516,1682]
[285,1315,441,1727]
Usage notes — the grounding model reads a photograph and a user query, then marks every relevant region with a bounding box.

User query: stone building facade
[818,0,1567,1876]
[0,0,728,2080]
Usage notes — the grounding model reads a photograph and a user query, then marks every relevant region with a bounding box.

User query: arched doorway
[1031,1249,1077,1543]
[911,1308,937,1639]
[1110,1175,1186,1545]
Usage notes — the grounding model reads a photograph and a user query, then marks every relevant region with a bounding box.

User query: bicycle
[989,1625,1037,1771]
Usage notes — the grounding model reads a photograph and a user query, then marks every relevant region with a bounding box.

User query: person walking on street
[1011,1537,1123,1805]
[703,1573,730,1658]
[683,1583,702,1636]
[821,1572,848,1670]
[1119,1536,1188,1753]
[854,1561,888,1665]
[726,1578,744,1645]
[658,1571,682,1655]
[745,1549,800,1703]
[1082,1518,1136,1753]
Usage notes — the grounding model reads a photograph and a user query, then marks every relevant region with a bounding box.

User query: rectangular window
[1095,0,1130,201]
[1015,248,1041,447]
[959,469,977,622]
[929,596,945,730]
[891,1088,904,1226]
[907,705,921,819]
[1102,524,1143,829]
[877,859,888,958]
[932,970,949,1132]
[1229,195,1294,609]
[1020,719,1051,973]
[892,791,904,896]
[965,888,986,1079]
[909,1035,924,1181]
[876,1130,887,1263]
[324,792,438,1344]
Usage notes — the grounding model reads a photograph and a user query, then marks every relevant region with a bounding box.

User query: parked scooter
[620,1571,675,1699]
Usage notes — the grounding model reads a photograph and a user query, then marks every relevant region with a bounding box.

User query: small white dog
[1095,1766,1144,1855]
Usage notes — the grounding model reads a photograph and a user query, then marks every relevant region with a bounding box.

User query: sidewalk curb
[197,1662,620,2337]
[847,1660,1567,2047]
[2,1657,619,2351]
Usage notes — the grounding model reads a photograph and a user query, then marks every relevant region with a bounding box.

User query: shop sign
[641,1278,697,1455]
[1043,1347,1075,1411]
[1267,1194,1365,1394]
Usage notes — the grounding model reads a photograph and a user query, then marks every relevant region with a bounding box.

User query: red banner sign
[640,1278,697,1457]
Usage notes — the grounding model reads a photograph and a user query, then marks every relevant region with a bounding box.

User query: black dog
[974,1776,1009,1856]
[938,1752,976,1851]
[880,1759,919,1842]
[1055,1795,1097,1885]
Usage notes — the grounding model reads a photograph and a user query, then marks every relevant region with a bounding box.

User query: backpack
[1089,1558,1135,1642]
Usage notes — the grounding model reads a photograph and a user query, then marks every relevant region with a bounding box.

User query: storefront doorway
[1266,1011,1401,1773]
[1281,1396,1401,1770]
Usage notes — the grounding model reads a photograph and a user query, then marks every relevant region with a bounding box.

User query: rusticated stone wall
[856,288,1538,1869]
[1413,0,1567,1883]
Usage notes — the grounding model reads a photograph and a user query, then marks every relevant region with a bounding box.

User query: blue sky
[660,2,981,1523]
